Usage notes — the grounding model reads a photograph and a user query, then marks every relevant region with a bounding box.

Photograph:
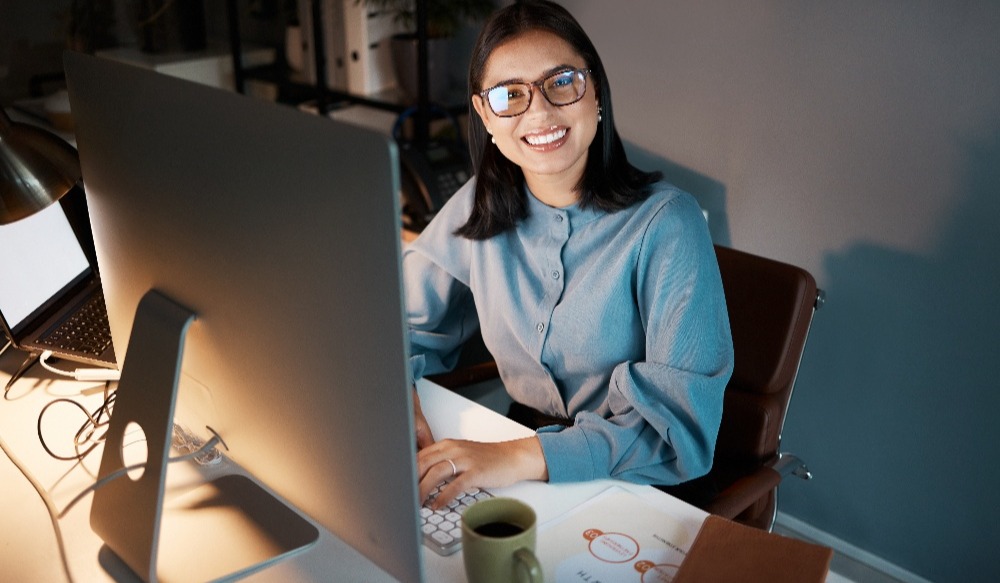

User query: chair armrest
[703,468,783,520]
[769,452,812,480]
[703,453,812,520]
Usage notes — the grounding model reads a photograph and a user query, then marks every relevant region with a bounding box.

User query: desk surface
[0,346,707,582]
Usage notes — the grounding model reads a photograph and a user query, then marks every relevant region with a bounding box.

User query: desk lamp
[0,108,81,225]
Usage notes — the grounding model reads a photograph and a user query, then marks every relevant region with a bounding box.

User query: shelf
[239,62,405,113]
[225,0,452,140]
[240,62,468,119]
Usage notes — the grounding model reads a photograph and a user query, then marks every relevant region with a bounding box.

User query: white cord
[172,424,225,466]
[0,431,75,583]
[1,419,224,583]
[58,429,225,519]
[39,351,121,382]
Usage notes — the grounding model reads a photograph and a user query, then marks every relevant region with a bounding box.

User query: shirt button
[554,214,564,222]
[536,322,545,333]
[551,271,560,280]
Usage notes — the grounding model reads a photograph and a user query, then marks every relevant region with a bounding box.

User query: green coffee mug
[461,497,543,583]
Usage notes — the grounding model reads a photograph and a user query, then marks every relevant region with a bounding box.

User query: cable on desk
[171,423,226,466]
[37,383,116,462]
[58,426,227,519]
[0,367,108,583]
[1,423,225,583]
[2,362,221,582]
[4,350,40,399]
[0,431,76,583]
[38,350,121,382]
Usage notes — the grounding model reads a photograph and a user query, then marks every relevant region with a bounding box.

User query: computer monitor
[64,52,422,582]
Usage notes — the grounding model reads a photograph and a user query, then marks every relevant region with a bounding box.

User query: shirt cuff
[536,425,598,483]
[409,353,426,385]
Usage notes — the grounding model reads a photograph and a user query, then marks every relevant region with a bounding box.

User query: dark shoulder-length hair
[455,0,662,240]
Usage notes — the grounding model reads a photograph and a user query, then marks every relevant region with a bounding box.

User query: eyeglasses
[480,68,592,118]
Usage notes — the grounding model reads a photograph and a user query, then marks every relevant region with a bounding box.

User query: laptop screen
[0,202,90,329]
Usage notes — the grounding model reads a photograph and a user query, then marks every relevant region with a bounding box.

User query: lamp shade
[0,108,81,225]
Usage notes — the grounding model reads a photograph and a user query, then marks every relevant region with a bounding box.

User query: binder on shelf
[342,1,399,96]
[296,0,348,91]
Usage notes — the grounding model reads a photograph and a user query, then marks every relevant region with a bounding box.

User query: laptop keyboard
[420,482,494,556]
[38,292,113,356]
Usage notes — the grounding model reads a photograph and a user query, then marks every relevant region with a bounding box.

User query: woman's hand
[413,387,435,450]
[417,437,549,509]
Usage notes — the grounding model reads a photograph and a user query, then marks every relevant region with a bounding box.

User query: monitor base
[91,290,318,582]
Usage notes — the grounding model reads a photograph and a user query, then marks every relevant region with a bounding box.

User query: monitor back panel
[64,52,422,582]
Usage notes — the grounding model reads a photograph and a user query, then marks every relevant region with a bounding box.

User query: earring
[597,106,603,123]
[490,133,496,144]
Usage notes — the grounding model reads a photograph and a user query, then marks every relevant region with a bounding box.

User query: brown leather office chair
[660,245,823,530]
[430,244,823,532]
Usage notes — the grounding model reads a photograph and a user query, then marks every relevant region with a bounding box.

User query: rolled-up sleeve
[403,248,478,381]
[402,183,481,382]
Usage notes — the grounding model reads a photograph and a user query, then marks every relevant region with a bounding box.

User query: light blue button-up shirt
[404,180,733,485]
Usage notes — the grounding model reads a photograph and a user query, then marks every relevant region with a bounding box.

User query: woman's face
[472,29,599,202]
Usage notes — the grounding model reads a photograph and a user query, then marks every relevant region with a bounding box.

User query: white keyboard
[420,482,494,556]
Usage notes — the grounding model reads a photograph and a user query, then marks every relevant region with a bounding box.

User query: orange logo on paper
[634,560,680,583]
[580,529,640,563]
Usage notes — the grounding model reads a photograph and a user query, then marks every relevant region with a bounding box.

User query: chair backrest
[711,245,819,485]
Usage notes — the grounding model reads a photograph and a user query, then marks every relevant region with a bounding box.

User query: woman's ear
[471,94,491,135]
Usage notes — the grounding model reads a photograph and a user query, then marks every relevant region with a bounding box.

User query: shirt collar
[524,185,605,231]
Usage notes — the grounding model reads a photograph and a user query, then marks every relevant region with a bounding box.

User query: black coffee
[473,521,525,538]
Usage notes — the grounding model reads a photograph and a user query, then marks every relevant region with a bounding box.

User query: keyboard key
[420,481,494,556]
[431,531,454,545]
[38,292,113,356]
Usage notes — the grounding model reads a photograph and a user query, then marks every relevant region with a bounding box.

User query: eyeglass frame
[477,68,593,118]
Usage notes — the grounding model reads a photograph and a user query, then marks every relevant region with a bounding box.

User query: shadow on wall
[779,129,1000,583]
[624,141,731,246]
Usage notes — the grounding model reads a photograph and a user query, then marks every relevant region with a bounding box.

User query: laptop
[0,194,116,368]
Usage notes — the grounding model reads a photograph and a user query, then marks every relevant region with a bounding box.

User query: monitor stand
[90,290,319,582]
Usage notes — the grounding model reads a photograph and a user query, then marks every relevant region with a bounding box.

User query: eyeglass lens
[486,69,588,117]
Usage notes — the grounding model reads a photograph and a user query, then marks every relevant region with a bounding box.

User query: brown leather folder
[673,515,834,583]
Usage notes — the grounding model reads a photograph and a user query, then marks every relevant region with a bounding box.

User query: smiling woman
[471,29,599,207]
[403,0,734,512]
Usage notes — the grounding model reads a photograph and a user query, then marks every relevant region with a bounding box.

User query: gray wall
[560,0,1000,581]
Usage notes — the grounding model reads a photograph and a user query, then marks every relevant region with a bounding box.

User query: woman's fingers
[416,437,547,509]
[418,453,461,506]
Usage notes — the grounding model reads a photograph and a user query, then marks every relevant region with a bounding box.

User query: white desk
[0,346,707,582]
